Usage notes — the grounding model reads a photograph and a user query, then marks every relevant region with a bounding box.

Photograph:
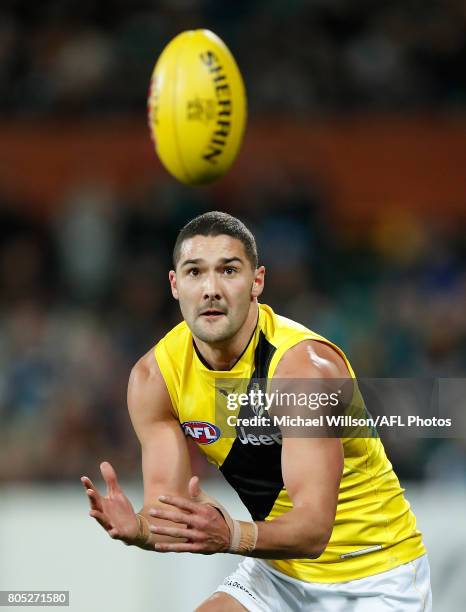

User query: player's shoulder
[129,319,193,402]
[129,343,178,409]
[128,348,177,422]
[260,303,319,345]
[129,348,161,390]
[155,319,191,356]
[259,304,352,378]
[276,338,351,378]
[130,319,189,382]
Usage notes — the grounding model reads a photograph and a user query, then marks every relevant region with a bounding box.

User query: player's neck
[194,303,258,371]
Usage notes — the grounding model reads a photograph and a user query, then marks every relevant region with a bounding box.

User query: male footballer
[81,212,432,611]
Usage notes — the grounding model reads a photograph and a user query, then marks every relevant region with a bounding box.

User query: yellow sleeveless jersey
[154,303,426,583]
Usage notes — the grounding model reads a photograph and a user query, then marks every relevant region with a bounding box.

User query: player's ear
[169,270,179,300]
[251,265,265,298]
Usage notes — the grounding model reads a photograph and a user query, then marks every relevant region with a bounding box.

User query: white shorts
[216,554,432,612]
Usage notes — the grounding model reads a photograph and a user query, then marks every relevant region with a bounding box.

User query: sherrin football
[147,29,247,185]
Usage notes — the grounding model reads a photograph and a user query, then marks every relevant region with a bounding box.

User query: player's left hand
[148,476,230,554]
[81,461,139,543]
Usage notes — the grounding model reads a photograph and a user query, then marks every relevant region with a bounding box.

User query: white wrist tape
[192,488,258,554]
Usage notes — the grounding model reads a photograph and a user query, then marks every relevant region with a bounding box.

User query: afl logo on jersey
[181,421,221,444]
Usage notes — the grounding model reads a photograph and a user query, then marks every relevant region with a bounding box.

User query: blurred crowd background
[0,0,465,485]
[1,0,465,115]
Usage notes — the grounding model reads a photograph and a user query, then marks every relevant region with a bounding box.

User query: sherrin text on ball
[147,29,247,185]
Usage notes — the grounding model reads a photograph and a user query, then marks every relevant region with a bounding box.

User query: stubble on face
[174,235,256,347]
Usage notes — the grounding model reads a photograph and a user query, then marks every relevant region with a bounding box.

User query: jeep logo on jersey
[182,421,221,444]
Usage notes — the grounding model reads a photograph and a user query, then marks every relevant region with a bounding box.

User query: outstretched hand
[81,461,138,543]
[148,476,231,554]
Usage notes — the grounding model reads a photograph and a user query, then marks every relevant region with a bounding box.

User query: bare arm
[81,348,197,550]
[127,349,193,548]
[252,340,346,559]
[253,437,343,558]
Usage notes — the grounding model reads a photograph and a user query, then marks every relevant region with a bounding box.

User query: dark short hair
[173,211,258,269]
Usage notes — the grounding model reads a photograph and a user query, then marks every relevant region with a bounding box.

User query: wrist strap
[192,489,258,554]
[230,520,258,554]
[133,513,151,546]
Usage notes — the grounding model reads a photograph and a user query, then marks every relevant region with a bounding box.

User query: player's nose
[202,272,222,300]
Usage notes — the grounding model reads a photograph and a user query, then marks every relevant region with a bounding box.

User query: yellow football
[147,29,247,185]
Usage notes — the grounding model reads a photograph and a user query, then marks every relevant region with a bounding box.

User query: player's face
[170,235,264,344]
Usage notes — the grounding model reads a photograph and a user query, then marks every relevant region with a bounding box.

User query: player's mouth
[200,309,226,320]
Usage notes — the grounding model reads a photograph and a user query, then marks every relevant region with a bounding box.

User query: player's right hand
[81,461,139,544]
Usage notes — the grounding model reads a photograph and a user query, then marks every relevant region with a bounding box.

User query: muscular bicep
[274,339,347,544]
[282,437,343,539]
[127,351,192,507]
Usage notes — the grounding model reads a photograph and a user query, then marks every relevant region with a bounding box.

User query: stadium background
[0,1,465,610]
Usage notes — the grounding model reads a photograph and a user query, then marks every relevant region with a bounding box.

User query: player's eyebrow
[181,256,244,267]
[181,258,203,267]
[220,257,243,265]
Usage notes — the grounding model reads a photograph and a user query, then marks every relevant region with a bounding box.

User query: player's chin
[196,318,231,340]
